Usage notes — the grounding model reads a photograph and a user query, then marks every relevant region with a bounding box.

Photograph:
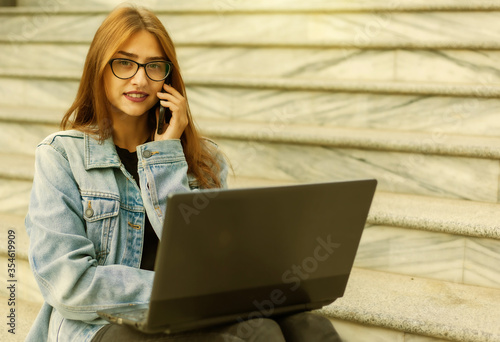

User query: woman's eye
[119,60,133,67]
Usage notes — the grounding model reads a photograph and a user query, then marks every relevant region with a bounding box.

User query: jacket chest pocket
[82,196,120,265]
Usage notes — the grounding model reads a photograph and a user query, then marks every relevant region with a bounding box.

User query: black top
[115,145,159,271]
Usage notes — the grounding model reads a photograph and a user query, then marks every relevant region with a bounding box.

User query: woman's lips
[124,91,149,103]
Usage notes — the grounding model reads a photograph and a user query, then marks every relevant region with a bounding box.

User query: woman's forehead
[115,30,166,61]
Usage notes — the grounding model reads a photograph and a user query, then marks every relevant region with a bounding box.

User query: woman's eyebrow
[116,50,166,61]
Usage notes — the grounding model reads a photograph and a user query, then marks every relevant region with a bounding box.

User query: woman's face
[104,30,167,119]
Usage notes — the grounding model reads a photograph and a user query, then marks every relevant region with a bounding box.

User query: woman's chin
[112,104,153,118]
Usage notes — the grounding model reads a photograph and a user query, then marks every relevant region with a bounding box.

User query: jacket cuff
[137,139,185,164]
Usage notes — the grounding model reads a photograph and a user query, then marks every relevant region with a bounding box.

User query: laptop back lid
[147,179,377,331]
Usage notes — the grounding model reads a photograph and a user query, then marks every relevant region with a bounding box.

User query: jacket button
[85,208,94,218]
[142,150,152,158]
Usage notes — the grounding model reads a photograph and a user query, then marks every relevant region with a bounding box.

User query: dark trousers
[91,312,342,342]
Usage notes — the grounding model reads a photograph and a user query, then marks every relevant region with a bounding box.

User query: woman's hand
[154,84,188,141]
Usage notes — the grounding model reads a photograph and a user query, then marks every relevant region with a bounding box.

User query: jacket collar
[84,133,122,170]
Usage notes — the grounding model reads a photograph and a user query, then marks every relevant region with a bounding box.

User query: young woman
[25,5,342,342]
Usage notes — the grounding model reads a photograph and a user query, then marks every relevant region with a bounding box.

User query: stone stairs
[1,1,500,341]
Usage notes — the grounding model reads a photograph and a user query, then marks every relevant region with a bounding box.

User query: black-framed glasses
[108,58,173,82]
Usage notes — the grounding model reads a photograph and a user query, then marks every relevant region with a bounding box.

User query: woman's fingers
[154,84,188,141]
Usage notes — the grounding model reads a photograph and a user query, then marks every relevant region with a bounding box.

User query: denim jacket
[24,130,228,342]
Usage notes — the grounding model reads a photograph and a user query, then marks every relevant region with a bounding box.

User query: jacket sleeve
[25,143,154,322]
[137,139,229,239]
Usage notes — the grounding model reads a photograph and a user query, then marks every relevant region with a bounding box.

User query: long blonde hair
[61,6,222,188]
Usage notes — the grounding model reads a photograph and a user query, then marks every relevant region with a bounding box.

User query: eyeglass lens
[111,59,171,81]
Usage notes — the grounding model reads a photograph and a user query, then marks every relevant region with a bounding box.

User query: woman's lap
[91,317,284,342]
[276,312,342,342]
[91,312,341,342]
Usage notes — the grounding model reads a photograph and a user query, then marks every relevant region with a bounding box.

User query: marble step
[356,222,500,290]
[5,106,500,160]
[217,136,500,203]
[199,119,500,159]
[3,7,500,49]
[329,318,450,342]
[318,268,500,342]
[2,112,500,202]
[0,110,59,157]
[3,72,500,137]
[5,42,500,86]
[201,120,500,203]
[5,69,500,98]
[358,193,500,290]
[0,179,32,217]
[0,153,35,181]
[14,0,500,11]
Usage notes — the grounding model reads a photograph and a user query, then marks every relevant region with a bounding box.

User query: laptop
[97,179,377,334]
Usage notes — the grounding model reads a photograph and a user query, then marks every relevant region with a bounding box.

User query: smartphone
[157,76,172,135]
[157,98,172,135]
